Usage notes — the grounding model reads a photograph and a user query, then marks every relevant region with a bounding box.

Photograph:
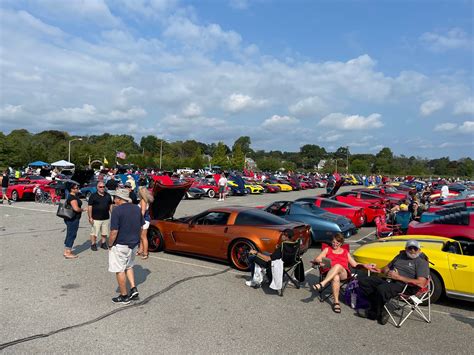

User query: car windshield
[297,203,325,214]
[234,209,288,225]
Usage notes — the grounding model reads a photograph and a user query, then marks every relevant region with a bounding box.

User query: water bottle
[351,291,357,309]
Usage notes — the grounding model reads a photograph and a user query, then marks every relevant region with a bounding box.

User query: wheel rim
[148,229,162,251]
[208,190,215,198]
[230,240,253,270]
[11,191,18,201]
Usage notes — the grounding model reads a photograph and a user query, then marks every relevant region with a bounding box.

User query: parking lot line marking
[148,254,244,275]
[348,231,375,243]
[0,205,56,213]
[431,309,474,320]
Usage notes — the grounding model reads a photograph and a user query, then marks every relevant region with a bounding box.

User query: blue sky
[0,0,473,159]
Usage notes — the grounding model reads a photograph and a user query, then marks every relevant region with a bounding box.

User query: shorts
[218,186,225,193]
[90,219,110,237]
[143,220,150,230]
[2,187,7,195]
[108,244,137,273]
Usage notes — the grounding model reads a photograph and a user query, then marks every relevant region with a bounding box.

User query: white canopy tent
[50,160,75,168]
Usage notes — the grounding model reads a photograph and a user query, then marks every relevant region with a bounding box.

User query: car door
[173,211,230,257]
[447,246,474,297]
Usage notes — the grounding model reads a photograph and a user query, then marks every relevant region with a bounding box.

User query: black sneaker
[129,287,139,300]
[378,308,390,325]
[100,242,108,250]
[112,294,131,305]
[91,244,98,251]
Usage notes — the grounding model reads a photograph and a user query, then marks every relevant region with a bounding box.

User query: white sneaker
[245,280,256,287]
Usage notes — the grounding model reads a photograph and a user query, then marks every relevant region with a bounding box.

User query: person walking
[108,188,144,304]
[218,173,228,201]
[137,186,154,259]
[88,182,113,251]
[1,170,12,205]
[63,183,86,259]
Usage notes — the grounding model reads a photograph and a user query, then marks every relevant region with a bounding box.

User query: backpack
[344,279,370,310]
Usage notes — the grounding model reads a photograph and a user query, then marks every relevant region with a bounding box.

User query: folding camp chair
[277,239,304,297]
[314,243,355,302]
[384,276,432,328]
[374,215,403,238]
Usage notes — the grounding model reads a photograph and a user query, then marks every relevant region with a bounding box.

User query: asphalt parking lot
[0,187,472,353]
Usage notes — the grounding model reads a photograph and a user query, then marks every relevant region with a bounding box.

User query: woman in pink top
[311,234,376,313]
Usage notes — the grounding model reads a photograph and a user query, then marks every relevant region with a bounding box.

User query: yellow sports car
[244,183,264,194]
[266,181,292,192]
[353,235,474,303]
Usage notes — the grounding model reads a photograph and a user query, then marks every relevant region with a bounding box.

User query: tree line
[0,130,472,177]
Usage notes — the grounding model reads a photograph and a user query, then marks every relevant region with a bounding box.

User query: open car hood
[150,181,192,220]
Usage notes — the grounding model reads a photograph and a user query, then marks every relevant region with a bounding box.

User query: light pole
[159,139,164,170]
[68,138,83,162]
[346,146,349,174]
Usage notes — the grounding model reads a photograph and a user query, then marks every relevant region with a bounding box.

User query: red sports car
[353,187,408,201]
[295,196,366,227]
[428,200,474,212]
[0,182,37,201]
[330,190,393,208]
[407,211,474,241]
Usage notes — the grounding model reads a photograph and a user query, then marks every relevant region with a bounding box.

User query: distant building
[317,160,326,170]
[245,157,257,169]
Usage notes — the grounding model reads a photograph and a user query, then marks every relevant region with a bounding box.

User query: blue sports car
[263,200,357,243]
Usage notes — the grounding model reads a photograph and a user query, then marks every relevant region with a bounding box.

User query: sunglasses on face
[407,246,419,251]
[98,186,105,188]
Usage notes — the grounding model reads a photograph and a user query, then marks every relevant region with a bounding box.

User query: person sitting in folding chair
[358,239,429,325]
[311,234,376,313]
[245,229,293,288]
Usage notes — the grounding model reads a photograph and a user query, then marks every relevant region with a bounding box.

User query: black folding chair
[278,239,304,296]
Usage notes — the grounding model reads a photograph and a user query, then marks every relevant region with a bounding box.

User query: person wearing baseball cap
[357,239,429,325]
[108,188,144,304]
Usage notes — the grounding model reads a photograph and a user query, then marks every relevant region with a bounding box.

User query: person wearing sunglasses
[358,240,429,325]
[63,183,87,259]
[87,182,113,251]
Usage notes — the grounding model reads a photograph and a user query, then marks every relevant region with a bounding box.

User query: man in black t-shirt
[108,188,144,305]
[105,173,119,191]
[87,182,113,251]
[358,240,430,325]
[1,170,11,205]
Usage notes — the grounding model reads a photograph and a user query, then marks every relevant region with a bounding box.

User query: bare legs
[116,268,136,296]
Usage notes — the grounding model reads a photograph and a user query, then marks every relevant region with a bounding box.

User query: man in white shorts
[88,182,113,251]
[108,188,144,304]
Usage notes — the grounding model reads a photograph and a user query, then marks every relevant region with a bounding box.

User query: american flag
[116,151,126,159]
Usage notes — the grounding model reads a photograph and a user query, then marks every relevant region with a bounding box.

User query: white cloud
[318,113,383,130]
[0,104,23,117]
[459,121,474,133]
[17,10,64,37]
[223,93,267,113]
[420,99,444,116]
[433,121,474,134]
[261,115,299,130]
[434,123,457,132]
[318,132,343,143]
[454,98,474,115]
[182,102,202,117]
[289,96,328,117]
[420,28,472,52]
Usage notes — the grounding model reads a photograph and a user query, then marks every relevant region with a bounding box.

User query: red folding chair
[374,215,402,238]
[384,276,432,327]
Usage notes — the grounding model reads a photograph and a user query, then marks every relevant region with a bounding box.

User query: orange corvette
[148,182,311,270]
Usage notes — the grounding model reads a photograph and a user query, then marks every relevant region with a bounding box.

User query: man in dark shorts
[1,170,12,205]
[358,240,429,325]
[87,182,113,251]
[108,188,144,304]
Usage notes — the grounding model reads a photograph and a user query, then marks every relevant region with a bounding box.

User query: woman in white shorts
[137,186,154,259]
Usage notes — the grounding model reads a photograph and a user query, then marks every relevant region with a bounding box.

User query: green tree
[374,147,393,174]
[231,144,245,170]
[140,135,160,154]
[256,157,280,171]
[300,144,327,169]
[457,158,474,177]
[191,147,204,169]
[212,142,230,169]
[350,159,370,174]
[232,136,252,156]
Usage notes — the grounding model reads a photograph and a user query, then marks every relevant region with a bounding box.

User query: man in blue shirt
[108,188,145,304]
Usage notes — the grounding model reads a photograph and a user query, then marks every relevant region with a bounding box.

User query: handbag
[56,201,75,219]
